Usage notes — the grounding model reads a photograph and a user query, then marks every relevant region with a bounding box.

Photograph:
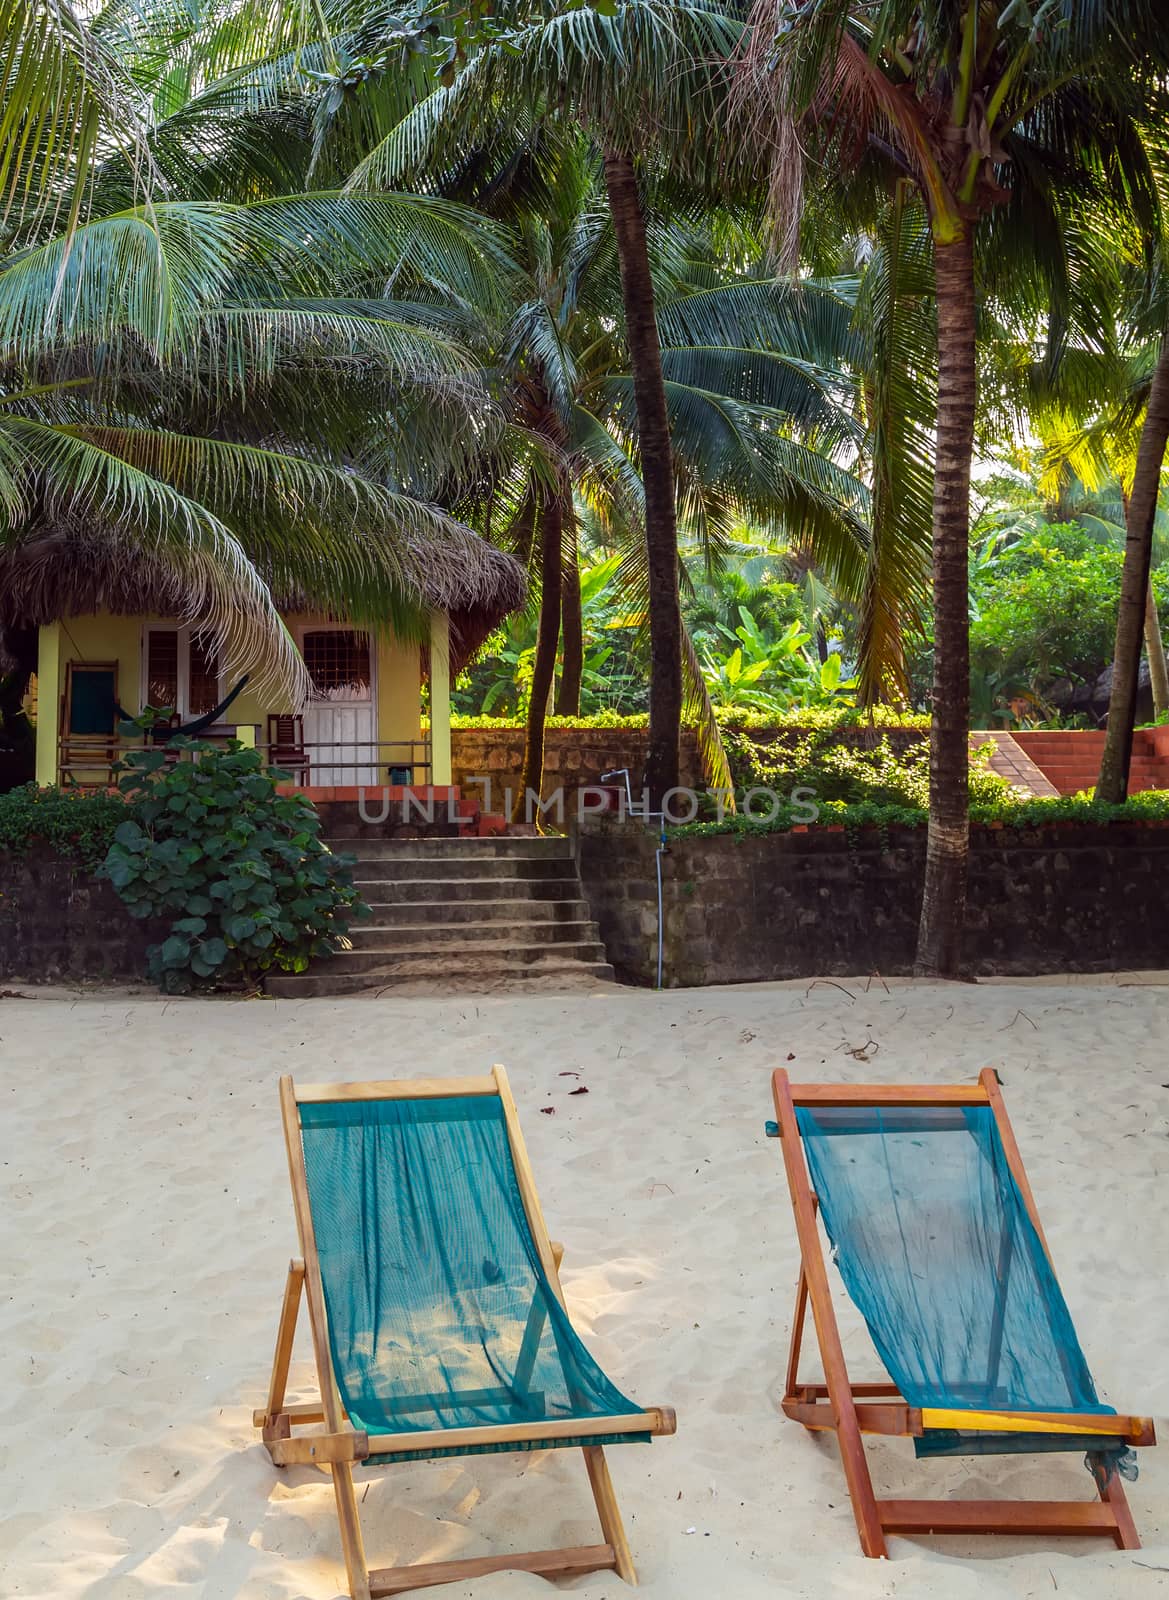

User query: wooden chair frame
[58,660,120,787]
[772,1067,1154,1557]
[255,1066,675,1599]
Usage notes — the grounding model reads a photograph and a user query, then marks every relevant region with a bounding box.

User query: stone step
[354,875,583,903]
[357,897,592,924]
[327,836,573,862]
[285,937,609,975]
[265,955,615,998]
[349,855,574,883]
[268,828,615,997]
[348,919,601,949]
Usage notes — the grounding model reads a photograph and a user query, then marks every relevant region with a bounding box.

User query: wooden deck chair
[58,661,119,786]
[255,1068,675,1598]
[770,1068,1155,1556]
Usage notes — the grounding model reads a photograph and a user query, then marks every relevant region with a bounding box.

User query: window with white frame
[142,626,222,719]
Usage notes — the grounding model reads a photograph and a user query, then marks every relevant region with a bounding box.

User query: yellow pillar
[34,622,62,787]
[429,611,452,785]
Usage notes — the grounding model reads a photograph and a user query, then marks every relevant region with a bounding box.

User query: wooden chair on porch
[255,1067,675,1599]
[770,1068,1154,1555]
[58,661,120,786]
[266,713,308,785]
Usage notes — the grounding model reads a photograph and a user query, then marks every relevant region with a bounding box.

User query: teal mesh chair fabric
[796,1104,1130,1469]
[299,1095,645,1464]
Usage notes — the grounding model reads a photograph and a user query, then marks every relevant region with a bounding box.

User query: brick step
[328,836,572,862]
[354,876,583,904]
[1016,738,1161,756]
[357,897,592,923]
[265,956,615,998]
[1032,763,1166,778]
[1034,767,1167,776]
[1014,734,1109,746]
[274,939,610,978]
[348,919,602,949]
[1034,776,1169,796]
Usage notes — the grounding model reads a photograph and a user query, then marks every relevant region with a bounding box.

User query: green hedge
[451,712,653,730]
[670,789,1169,839]
[0,784,132,868]
[450,708,932,732]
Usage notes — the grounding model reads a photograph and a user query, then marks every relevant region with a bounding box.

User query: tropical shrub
[102,741,368,993]
[450,706,930,732]
[0,784,130,868]
[908,522,1169,723]
[670,787,1169,839]
[722,727,1012,810]
[452,557,646,718]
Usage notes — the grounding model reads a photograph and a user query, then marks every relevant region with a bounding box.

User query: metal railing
[58,733,435,789]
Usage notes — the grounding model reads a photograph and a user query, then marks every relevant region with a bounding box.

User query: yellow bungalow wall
[35,610,436,787]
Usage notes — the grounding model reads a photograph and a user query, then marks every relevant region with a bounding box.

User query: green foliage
[904,518,1169,724]
[697,606,857,714]
[671,789,1169,840]
[719,704,930,730]
[722,726,1011,811]
[970,524,1143,704]
[453,555,646,718]
[101,741,368,993]
[451,710,655,729]
[450,706,930,731]
[0,784,131,868]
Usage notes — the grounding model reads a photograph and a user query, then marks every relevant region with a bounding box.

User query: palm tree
[739,0,1168,974]
[501,191,882,806]
[352,0,747,804]
[1098,335,1169,796]
[0,1,525,696]
[1035,329,1169,728]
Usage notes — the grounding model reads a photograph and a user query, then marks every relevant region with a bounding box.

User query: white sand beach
[2,978,1167,1600]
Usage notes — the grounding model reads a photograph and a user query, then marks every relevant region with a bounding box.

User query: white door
[299,627,377,785]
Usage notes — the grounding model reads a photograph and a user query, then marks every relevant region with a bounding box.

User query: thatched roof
[0,525,526,676]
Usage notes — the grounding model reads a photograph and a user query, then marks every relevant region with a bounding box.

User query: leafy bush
[669,788,1169,839]
[718,706,930,731]
[450,707,932,732]
[721,725,1013,810]
[452,711,655,730]
[102,741,368,993]
[0,784,132,867]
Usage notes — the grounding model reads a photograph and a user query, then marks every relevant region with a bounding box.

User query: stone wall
[451,725,702,810]
[0,846,161,982]
[578,818,1169,986]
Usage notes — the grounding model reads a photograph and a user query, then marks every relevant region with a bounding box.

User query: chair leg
[332,1461,372,1600]
[583,1446,636,1584]
[261,1259,305,1447]
[1099,1467,1141,1549]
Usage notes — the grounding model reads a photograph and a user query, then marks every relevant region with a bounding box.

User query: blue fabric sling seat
[299,1094,648,1464]
[795,1102,1135,1476]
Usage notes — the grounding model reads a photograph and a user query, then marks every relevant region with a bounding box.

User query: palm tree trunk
[555,496,583,715]
[914,230,975,978]
[602,146,682,804]
[1144,583,1168,718]
[1097,333,1169,802]
[514,492,562,823]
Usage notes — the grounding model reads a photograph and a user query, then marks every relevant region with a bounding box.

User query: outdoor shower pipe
[655,815,668,991]
[599,769,667,988]
[600,768,635,811]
